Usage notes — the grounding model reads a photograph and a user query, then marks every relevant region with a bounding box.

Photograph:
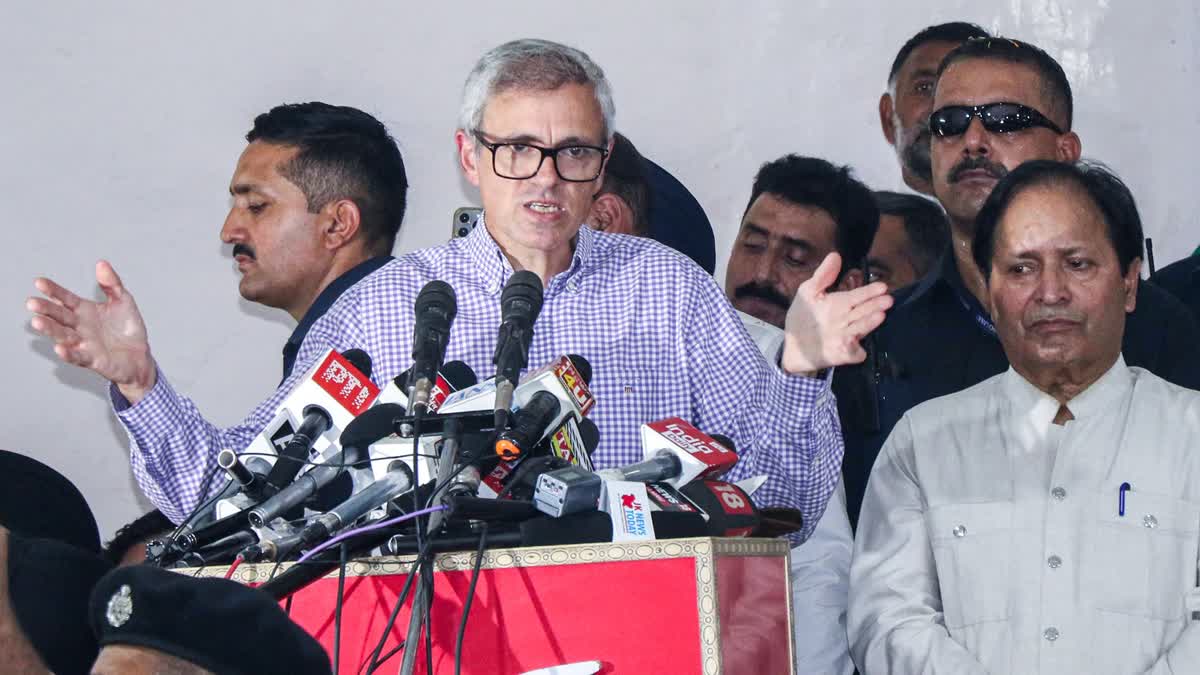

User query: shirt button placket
[1041,485,1070,670]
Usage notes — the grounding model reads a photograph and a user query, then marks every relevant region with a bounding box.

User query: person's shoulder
[1153,255,1200,292]
[588,230,715,289]
[1136,273,1195,317]
[592,230,705,268]
[903,370,1001,424]
[1128,366,1200,412]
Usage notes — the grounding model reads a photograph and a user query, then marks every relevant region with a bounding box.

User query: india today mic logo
[651,418,732,458]
[552,357,595,415]
[313,351,379,415]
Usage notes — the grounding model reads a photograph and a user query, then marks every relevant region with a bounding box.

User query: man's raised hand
[781,252,893,376]
[27,260,157,403]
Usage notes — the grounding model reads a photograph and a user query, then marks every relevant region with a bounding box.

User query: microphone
[492,271,544,427]
[255,349,379,496]
[408,281,457,416]
[636,418,739,488]
[171,530,258,568]
[217,449,270,501]
[494,391,561,461]
[492,354,595,460]
[478,414,599,499]
[533,420,736,517]
[239,530,307,564]
[298,461,416,547]
[679,480,761,537]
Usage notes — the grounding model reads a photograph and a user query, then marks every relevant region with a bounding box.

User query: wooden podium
[193,537,793,674]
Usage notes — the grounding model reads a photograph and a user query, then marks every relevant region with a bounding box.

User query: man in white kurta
[848,160,1200,674]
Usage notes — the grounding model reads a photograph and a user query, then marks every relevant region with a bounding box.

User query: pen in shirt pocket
[1118,482,1132,517]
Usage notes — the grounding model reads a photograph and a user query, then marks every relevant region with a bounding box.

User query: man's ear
[837,267,865,292]
[323,199,362,250]
[456,129,481,187]
[1056,131,1082,163]
[1124,257,1142,313]
[879,93,898,146]
[589,193,635,235]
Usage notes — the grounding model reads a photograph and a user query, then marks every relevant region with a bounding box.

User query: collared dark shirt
[1153,254,1200,321]
[281,256,392,381]
[835,252,1200,528]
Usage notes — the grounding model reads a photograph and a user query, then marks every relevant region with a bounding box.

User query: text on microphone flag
[648,418,735,457]
[551,356,595,415]
[312,350,379,415]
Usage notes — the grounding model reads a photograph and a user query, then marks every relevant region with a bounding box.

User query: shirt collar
[282,256,392,369]
[1002,355,1132,429]
[464,211,595,294]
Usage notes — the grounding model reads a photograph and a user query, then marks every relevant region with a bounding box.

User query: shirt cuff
[111,367,183,432]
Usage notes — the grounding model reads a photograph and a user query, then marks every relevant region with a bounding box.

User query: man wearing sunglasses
[838,37,1200,529]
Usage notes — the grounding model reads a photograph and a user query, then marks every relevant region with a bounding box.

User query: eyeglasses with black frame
[473,131,609,182]
[929,102,1064,138]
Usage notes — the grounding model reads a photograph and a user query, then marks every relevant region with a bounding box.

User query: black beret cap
[643,157,717,275]
[7,531,111,675]
[0,449,100,553]
[88,565,331,675]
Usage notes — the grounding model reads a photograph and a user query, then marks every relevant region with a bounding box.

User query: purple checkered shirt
[114,222,843,542]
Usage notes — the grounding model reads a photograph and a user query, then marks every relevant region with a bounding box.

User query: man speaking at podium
[29,39,891,541]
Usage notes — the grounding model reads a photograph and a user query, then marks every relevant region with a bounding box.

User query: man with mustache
[849,160,1200,674]
[839,37,1200,527]
[26,102,410,521]
[880,22,989,196]
[723,154,876,675]
[724,154,878,328]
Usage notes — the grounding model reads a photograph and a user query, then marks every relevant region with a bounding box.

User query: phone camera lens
[458,212,470,223]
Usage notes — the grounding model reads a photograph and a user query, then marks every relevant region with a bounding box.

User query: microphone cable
[454,523,490,675]
[334,542,348,675]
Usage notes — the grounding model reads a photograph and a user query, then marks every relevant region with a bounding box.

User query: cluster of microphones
[146,271,802,599]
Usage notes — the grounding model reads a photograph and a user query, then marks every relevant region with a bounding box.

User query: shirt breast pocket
[926,501,1015,629]
[1082,491,1200,621]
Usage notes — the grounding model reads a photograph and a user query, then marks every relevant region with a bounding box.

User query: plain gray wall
[5,1,1197,538]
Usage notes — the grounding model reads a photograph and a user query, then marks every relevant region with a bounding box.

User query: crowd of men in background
[6,19,1200,675]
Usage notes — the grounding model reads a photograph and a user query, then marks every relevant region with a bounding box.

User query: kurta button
[1047,555,1062,569]
[952,525,967,538]
[1051,486,1067,501]
[1044,627,1059,641]
[1144,514,1158,529]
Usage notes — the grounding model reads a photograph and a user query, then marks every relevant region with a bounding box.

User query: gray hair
[459,38,616,141]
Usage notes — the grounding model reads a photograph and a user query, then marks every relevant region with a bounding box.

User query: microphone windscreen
[566,354,592,384]
[501,271,544,321]
[341,349,373,379]
[439,360,478,390]
[415,280,457,320]
[577,418,600,456]
[709,433,736,453]
[339,403,406,449]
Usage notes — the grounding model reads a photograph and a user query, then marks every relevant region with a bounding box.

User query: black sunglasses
[929,102,1064,138]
